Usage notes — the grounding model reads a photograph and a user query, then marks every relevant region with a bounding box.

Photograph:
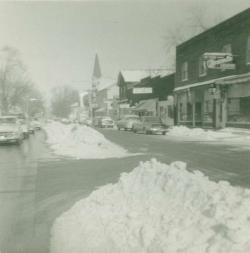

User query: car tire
[16,138,23,145]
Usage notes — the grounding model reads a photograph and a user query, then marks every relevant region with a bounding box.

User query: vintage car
[99,117,115,128]
[31,119,42,130]
[93,116,102,127]
[0,116,24,144]
[116,114,140,131]
[19,119,30,138]
[132,116,168,135]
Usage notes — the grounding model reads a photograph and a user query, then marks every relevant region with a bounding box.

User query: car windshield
[144,117,160,122]
[124,115,139,120]
[0,118,17,124]
[103,119,113,123]
[151,123,163,127]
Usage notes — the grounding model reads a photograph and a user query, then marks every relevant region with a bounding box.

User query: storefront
[175,82,224,128]
[134,99,158,117]
[158,96,174,126]
[216,73,250,128]
[175,73,250,129]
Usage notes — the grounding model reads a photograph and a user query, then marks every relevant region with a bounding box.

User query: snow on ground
[44,121,130,159]
[167,126,235,141]
[167,126,250,149]
[51,159,250,253]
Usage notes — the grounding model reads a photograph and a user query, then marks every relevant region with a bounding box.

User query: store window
[204,100,213,122]
[168,105,173,119]
[227,97,250,123]
[181,61,188,81]
[199,55,207,77]
[246,35,250,64]
[179,103,184,120]
[187,102,192,121]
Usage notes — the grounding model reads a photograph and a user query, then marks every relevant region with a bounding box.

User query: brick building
[175,8,250,128]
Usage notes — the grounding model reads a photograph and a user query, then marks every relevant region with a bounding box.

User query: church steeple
[92,53,101,79]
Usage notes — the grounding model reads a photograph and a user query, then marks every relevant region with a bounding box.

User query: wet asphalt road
[0,126,250,253]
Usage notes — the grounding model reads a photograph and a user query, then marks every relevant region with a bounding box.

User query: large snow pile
[51,159,250,253]
[44,121,129,159]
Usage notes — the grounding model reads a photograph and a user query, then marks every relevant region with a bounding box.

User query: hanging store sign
[133,87,153,94]
[220,63,236,70]
[203,52,234,70]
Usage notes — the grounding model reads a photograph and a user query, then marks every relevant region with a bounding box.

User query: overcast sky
[0,0,250,94]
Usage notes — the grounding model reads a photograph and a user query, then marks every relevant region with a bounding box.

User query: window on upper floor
[222,44,232,54]
[181,61,188,81]
[246,35,250,64]
[199,55,207,77]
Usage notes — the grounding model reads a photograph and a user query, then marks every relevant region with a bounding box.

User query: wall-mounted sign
[203,52,234,70]
[133,87,153,94]
[220,63,236,70]
[119,103,130,109]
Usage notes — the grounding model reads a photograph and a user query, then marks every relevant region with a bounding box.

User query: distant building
[117,69,175,125]
[175,8,250,128]
[95,79,118,119]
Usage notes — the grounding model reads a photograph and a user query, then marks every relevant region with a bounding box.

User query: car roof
[124,114,139,117]
[0,116,18,119]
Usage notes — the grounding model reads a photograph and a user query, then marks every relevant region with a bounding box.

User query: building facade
[175,8,250,128]
[95,83,119,119]
[118,70,175,125]
[117,70,151,117]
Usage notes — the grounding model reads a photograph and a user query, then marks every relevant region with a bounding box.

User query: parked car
[93,116,104,127]
[61,118,71,125]
[0,116,24,144]
[31,119,42,130]
[116,115,140,131]
[132,116,168,135]
[19,119,30,138]
[85,119,92,126]
[98,117,115,128]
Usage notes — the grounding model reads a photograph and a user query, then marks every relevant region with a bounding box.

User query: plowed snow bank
[51,159,250,253]
[44,122,129,159]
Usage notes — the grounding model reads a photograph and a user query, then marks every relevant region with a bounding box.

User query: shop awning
[95,107,106,112]
[134,99,156,112]
[215,72,250,85]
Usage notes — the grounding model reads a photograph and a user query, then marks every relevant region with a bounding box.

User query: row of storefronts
[175,73,250,129]
[117,70,175,126]
[91,9,250,129]
[174,8,250,129]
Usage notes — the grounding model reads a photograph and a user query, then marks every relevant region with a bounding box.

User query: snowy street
[0,123,250,252]
[2,2,250,252]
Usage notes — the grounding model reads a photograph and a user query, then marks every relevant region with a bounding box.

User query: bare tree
[164,3,223,70]
[51,86,79,118]
[0,46,41,115]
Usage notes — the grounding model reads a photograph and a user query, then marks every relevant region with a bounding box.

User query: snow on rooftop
[51,159,250,253]
[97,77,116,91]
[121,69,173,82]
[121,70,150,82]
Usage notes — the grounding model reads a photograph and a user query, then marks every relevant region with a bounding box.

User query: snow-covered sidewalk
[44,121,130,159]
[51,159,250,253]
[166,126,250,149]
